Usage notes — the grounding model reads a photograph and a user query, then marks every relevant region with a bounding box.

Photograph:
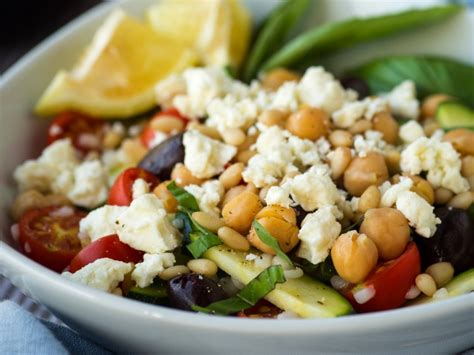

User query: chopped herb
[166,181,199,212]
[187,231,222,259]
[252,220,294,268]
[192,265,286,315]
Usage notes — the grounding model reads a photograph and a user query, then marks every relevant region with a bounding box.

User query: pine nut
[159,265,190,281]
[258,109,288,127]
[187,259,218,278]
[171,163,203,187]
[461,155,474,177]
[219,163,244,189]
[284,267,304,279]
[236,150,256,164]
[187,122,221,140]
[384,150,401,175]
[349,119,372,134]
[434,187,453,205]
[426,262,454,287]
[415,273,437,296]
[150,116,185,133]
[217,226,250,251]
[329,130,353,147]
[423,118,440,137]
[447,191,473,209]
[221,128,246,146]
[192,211,225,232]
[237,134,258,151]
[329,146,352,180]
[358,185,381,213]
[102,130,122,149]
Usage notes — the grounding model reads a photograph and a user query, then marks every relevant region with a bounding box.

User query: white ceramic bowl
[1,0,473,353]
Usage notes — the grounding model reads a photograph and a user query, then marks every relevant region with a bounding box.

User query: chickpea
[222,191,262,234]
[434,187,453,205]
[261,68,300,91]
[358,185,381,213]
[171,163,203,187]
[423,118,440,137]
[331,231,379,284]
[153,181,178,213]
[384,149,401,175]
[421,94,451,119]
[461,155,474,177]
[221,185,246,207]
[286,107,329,140]
[349,119,372,134]
[443,129,474,156]
[329,130,353,148]
[360,208,410,260]
[258,109,288,127]
[372,112,399,144]
[343,152,389,196]
[248,207,299,255]
[409,175,435,205]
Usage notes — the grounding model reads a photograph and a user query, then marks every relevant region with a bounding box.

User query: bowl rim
[0,0,472,333]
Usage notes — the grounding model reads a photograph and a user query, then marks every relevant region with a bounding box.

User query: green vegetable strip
[351,56,474,106]
[242,0,310,82]
[187,231,222,259]
[166,181,199,212]
[192,265,286,315]
[252,220,294,268]
[261,5,463,72]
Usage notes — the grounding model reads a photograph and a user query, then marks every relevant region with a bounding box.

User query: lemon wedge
[146,0,251,68]
[35,9,198,119]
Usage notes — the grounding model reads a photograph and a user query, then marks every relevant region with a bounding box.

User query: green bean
[260,5,463,72]
[241,0,310,82]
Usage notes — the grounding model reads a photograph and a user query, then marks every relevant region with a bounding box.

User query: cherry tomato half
[107,167,159,206]
[18,206,86,272]
[237,300,283,318]
[69,234,143,273]
[344,242,421,313]
[140,108,189,149]
[47,111,105,153]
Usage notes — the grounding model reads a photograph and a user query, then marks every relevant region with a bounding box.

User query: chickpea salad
[9,1,474,318]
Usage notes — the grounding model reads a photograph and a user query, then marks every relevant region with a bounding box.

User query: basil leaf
[351,56,474,106]
[292,256,336,283]
[261,5,462,72]
[192,265,286,315]
[252,220,294,268]
[173,211,194,244]
[166,181,199,212]
[242,0,310,82]
[187,231,222,259]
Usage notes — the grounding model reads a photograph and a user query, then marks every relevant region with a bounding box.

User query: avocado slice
[436,101,474,130]
[408,268,474,306]
[204,246,353,318]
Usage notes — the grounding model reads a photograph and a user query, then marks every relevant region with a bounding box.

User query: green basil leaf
[351,56,474,106]
[261,5,462,72]
[242,0,310,82]
[292,256,336,283]
[187,231,222,259]
[192,265,286,315]
[252,220,294,268]
[173,211,193,244]
[166,181,199,212]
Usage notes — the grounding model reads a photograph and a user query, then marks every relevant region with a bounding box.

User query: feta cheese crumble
[62,258,133,292]
[131,253,175,288]
[399,120,425,144]
[384,81,420,120]
[79,205,127,242]
[183,130,237,179]
[184,180,224,216]
[396,191,440,238]
[296,206,342,264]
[353,130,388,157]
[116,194,180,253]
[132,178,150,200]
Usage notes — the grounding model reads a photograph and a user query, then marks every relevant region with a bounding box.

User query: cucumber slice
[127,282,167,304]
[408,268,474,306]
[204,246,353,318]
[436,101,474,130]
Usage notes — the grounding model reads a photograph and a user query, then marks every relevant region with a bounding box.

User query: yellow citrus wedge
[35,9,198,119]
[146,0,251,68]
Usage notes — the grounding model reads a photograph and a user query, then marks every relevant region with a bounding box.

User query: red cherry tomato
[107,167,159,206]
[140,108,189,149]
[237,300,283,318]
[47,111,105,153]
[344,242,421,313]
[18,206,86,272]
[69,234,143,273]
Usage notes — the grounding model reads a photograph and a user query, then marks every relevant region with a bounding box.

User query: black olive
[339,76,370,99]
[138,133,184,180]
[294,205,308,227]
[414,207,474,273]
[167,273,227,311]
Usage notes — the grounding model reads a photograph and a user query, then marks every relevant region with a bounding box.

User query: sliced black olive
[138,133,184,180]
[339,76,370,99]
[167,273,227,311]
[414,207,474,273]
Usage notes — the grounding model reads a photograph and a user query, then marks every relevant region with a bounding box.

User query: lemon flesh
[146,0,251,68]
[35,10,198,119]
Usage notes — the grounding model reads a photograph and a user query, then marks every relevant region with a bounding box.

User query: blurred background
[0,0,102,73]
